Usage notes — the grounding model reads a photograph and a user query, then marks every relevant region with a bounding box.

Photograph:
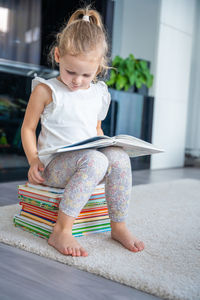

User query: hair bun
[82,15,90,22]
[67,6,104,30]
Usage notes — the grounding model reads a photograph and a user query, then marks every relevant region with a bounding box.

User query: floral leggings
[43,147,132,222]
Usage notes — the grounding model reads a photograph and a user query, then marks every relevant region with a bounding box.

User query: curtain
[0,0,41,64]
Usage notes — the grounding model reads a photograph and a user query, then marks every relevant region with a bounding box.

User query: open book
[39,135,164,158]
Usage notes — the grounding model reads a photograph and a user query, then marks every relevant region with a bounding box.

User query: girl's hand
[28,157,45,185]
[96,121,104,136]
[97,128,104,136]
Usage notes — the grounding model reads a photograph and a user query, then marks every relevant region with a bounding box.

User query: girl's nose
[72,76,81,85]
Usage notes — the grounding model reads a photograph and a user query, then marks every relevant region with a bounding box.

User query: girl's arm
[21,83,52,184]
[96,120,104,136]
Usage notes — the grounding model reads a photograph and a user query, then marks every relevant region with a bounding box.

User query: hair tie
[82,15,90,22]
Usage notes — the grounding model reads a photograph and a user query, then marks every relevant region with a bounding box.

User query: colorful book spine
[14,183,111,238]
[14,214,111,239]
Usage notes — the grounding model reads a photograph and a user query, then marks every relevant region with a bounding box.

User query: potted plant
[106,54,154,95]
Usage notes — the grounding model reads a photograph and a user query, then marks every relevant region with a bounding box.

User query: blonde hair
[49,6,109,78]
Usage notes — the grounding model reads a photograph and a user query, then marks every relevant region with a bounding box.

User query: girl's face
[55,48,101,91]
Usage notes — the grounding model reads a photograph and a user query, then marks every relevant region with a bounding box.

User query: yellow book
[20,211,55,227]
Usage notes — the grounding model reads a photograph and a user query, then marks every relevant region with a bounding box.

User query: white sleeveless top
[32,77,111,167]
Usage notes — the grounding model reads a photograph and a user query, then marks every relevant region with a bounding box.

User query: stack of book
[13,183,111,239]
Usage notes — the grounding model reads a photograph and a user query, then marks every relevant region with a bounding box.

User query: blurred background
[0,0,199,182]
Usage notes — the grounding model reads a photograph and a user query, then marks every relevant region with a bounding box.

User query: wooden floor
[0,167,199,300]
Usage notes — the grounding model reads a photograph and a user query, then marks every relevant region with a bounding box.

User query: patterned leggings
[43,147,132,222]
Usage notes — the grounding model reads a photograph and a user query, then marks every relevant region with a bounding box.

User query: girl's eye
[66,70,75,75]
[84,74,91,78]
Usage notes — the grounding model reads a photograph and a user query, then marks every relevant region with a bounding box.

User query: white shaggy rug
[0,179,200,300]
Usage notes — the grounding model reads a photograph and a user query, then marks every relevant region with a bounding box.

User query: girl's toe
[129,243,139,252]
[80,247,88,256]
[67,247,73,255]
[63,247,69,255]
[72,248,77,256]
[76,249,81,256]
[136,241,144,251]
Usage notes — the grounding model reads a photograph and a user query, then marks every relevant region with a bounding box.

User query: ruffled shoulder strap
[96,81,111,121]
[32,77,57,105]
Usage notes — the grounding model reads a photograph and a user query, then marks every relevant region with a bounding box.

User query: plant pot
[122,85,148,95]
[133,84,148,96]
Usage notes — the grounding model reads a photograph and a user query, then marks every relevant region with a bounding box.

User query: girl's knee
[101,147,130,167]
[78,150,109,176]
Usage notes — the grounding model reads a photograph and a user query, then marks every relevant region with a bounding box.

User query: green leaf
[124,83,130,91]
[106,69,117,87]
[106,79,114,87]
[139,60,147,70]
[110,69,117,79]
[135,76,143,89]
[118,65,125,76]
[129,73,136,85]
[112,56,122,67]
[116,74,127,90]
[125,59,134,73]
[146,74,154,88]
[129,54,135,61]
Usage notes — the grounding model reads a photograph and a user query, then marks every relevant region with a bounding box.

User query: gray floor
[0,167,199,300]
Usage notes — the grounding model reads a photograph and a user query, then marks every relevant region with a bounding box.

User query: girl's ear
[54,47,60,63]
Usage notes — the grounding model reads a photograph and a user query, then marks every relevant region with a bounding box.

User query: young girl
[21,6,144,257]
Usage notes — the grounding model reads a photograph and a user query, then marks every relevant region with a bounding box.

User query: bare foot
[111,222,144,252]
[48,226,88,257]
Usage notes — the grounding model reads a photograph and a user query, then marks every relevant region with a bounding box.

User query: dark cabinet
[0,59,58,182]
[102,89,154,170]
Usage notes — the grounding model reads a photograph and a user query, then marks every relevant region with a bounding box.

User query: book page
[115,141,163,157]
[115,135,163,150]
[56,138,115,153]
[61,136,111,149]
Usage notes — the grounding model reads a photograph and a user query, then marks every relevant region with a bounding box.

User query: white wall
[151,0,196,169]
[112,0,197,169]
[112,0,124,58]
[112,0,161,96]
[185,0,200,157]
